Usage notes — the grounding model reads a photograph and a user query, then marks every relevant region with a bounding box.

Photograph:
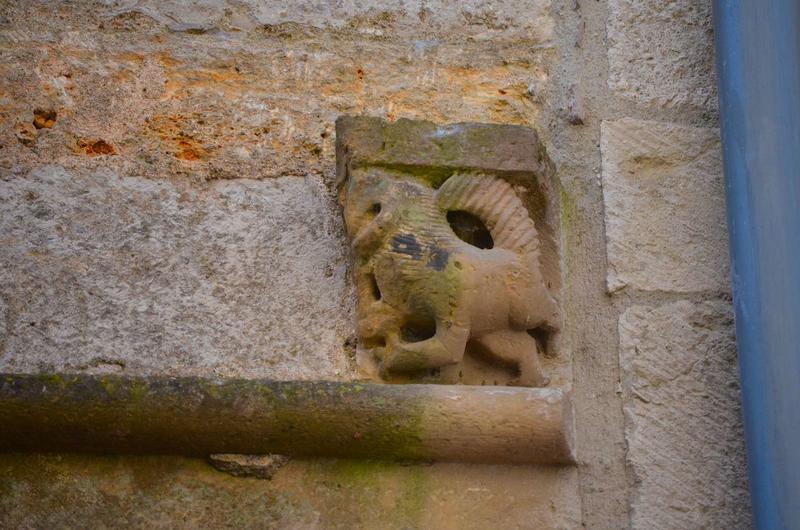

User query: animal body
[342,168,559,386]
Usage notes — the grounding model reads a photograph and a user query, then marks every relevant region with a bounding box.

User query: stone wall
[602,2,750,527]
[0,0,749,528]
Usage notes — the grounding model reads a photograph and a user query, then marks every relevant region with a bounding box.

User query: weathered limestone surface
[601,118,729,293]
[0,374,575,465]
[0,165,354,379]
[0,0,556,379]
[0,1,553,183]
[0,454,581,529]
[336,116,554,176]
[99,0,553,42]
[208,454,290,479]
[619,301,750,529]
[607,0,717,110]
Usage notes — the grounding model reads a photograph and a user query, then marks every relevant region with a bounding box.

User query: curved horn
[436,173,541,257]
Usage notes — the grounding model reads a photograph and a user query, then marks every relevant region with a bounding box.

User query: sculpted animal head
[341,168,434,255]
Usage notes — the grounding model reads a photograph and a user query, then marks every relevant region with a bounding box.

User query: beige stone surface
[619,300,750,529]
[607,0,717,110]
[0,454,581,529]
[0,165,355,379]
[101,0,553,42]
[601,118,729,293]
[0,1,552,184]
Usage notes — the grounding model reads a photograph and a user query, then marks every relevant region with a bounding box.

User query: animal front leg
[474,330,548,387]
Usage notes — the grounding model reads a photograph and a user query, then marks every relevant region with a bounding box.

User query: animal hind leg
[474,330,547,387]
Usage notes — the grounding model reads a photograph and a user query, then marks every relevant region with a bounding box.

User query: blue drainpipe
[712,1,800,528]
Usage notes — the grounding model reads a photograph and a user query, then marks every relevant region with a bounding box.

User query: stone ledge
[0,373,575,465]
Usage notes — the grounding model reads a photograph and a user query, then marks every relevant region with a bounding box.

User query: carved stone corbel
[336,116,562,387]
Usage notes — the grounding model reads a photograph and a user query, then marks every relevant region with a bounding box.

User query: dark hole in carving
[401,317,437,343]
[368,203,381,216]
[369,273,382,300]
[447,210,494,249]
[527,327,550,356]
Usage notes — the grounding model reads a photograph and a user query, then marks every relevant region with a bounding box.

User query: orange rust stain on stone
[33,108,57,129]
[77,139,116,156]
[148,114,207,162]
[112,69,134,83]
[175,140,202,161]
[114,52,146,63]
[157,53,179,68]
[444,66,536,124]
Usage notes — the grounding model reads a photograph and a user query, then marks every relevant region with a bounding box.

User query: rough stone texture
[208,454,290,479]
[601,118,729,293]
[97,0,553,42]
[336,116,554,178]
[0,454,581,529]
[619,301,750,529]
[0,1,553,184]
[607,0,717,110]
[0,165,355,379]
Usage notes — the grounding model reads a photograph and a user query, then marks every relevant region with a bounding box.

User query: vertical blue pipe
[712,1,800,528]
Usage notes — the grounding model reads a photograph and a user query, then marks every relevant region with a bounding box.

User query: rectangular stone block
[0,165,355,380]
[619,301,750,529]
[601,118,729,293]
[607,0,717,110]
[336,116,552,182]
[0,3,553,184]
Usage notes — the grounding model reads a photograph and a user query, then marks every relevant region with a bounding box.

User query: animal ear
[436,173,540,256]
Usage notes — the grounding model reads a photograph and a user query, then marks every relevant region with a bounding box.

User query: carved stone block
[336,117,561,386]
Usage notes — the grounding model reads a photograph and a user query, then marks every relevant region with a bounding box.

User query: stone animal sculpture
[341,167,559,387]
